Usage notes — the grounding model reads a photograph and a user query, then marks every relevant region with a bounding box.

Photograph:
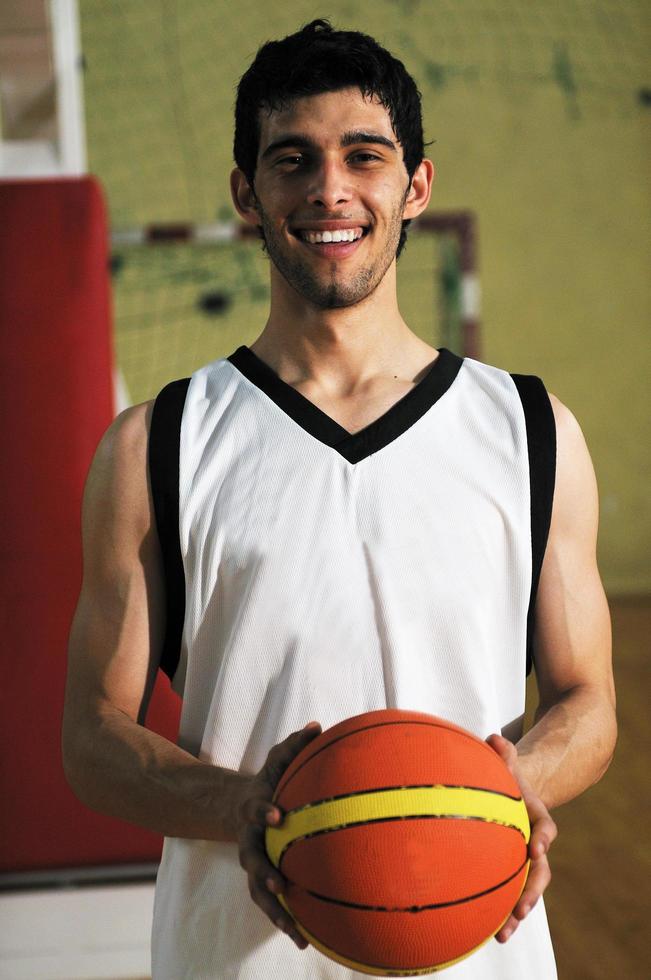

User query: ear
[230,168,260,227]
[402,158,435,221]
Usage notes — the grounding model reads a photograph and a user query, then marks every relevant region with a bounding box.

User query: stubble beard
[255,193,408,310]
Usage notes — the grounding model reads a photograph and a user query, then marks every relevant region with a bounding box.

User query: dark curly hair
[233,19,427,258]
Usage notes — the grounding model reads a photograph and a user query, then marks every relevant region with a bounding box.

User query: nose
[306,157,353,209]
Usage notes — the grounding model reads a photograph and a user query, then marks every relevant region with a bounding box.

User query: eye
[275,152,381,167]
[276,154,305,167]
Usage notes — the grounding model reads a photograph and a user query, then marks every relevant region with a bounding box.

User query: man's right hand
[236,721,322,951]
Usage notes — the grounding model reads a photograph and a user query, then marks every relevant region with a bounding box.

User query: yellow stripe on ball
[266,785,530,868]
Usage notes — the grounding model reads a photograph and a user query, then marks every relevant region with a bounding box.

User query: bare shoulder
[83,400,157,543]
[93,400,154,470]
[547,391,585,440]
[547,391,581,432]
[546,391,599,542]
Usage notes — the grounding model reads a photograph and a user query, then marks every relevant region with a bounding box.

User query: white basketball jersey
[149,346,558,979]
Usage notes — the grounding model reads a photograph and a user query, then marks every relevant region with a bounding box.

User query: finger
[495,827,553,945]
[495,912,519,943]
[485,733,517,771]
[265,723,322,781]
[237,814,308,949]
[238,808,284,884]
[512,855,552,921]
[246,870,308,950]
[238,794,282,829]
[238,811,294,900]
[236,781,312,941]
[528,812,557,859]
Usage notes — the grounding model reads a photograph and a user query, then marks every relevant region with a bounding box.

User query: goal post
[0,0,480,887]
[108,211,480,409]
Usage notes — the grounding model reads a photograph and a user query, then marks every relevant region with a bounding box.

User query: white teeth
[299,228,364,244]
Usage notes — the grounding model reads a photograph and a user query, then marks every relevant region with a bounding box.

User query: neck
[250,261,432,392]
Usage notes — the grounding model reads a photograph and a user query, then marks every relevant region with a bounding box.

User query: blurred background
[0,1,649,977]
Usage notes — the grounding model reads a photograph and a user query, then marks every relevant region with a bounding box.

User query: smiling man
[62,19,616,980]
[242,94,418,313]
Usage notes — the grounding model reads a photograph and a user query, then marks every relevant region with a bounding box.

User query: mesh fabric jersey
[148,346,557,979]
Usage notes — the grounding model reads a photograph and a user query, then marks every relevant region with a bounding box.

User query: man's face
[249,87,412,310]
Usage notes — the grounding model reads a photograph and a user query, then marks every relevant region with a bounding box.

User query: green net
[110,228,455,404]
[78,0,648,401]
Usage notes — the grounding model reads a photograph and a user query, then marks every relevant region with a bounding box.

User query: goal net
[109,218,471,406]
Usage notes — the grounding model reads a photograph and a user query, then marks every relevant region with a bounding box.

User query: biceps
[533,539,612,707]
[64,406,165,729]
[67,533,164,722]
[532,397,613,706]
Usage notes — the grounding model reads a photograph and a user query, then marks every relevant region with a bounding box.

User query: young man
[63,20,616,979]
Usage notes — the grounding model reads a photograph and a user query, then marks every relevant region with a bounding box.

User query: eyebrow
[260,130,397,161]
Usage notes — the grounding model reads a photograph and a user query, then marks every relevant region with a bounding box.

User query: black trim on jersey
[510,375,557,675]
[148,378,190,682]
[149,358,547,683]
[227,345,464,464]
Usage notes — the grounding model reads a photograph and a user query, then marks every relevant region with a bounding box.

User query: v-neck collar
[227,344,464,464]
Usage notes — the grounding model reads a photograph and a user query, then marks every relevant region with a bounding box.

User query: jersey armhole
[510,374,557,676]
[148,378,190,682]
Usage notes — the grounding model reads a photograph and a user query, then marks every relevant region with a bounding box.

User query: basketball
[265,708,530,975]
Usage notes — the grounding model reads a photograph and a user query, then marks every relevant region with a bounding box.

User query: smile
[299,227,365,244]
[291,225,370,257]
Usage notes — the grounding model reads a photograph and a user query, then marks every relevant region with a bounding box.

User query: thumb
[486,733,517,770]
[264,721,323,784]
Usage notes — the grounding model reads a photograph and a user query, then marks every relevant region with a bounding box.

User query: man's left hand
[485,733,558,943]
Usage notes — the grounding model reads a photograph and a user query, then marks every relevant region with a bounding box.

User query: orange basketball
[265,708,530,975]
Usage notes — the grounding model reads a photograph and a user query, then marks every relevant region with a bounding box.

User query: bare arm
[62,402,250,841]
[62,404,328,950]
[516,393,617,807]
[494,392,617,943]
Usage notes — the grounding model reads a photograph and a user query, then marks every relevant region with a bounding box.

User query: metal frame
[110,211,481,359]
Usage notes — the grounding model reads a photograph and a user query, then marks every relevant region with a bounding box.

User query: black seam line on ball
[277,720,516,796]
[283,783,523,811]
[277,813,528,868]
[284,857,529,914]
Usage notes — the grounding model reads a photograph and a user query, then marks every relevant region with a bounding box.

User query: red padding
[0,177,180,873]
